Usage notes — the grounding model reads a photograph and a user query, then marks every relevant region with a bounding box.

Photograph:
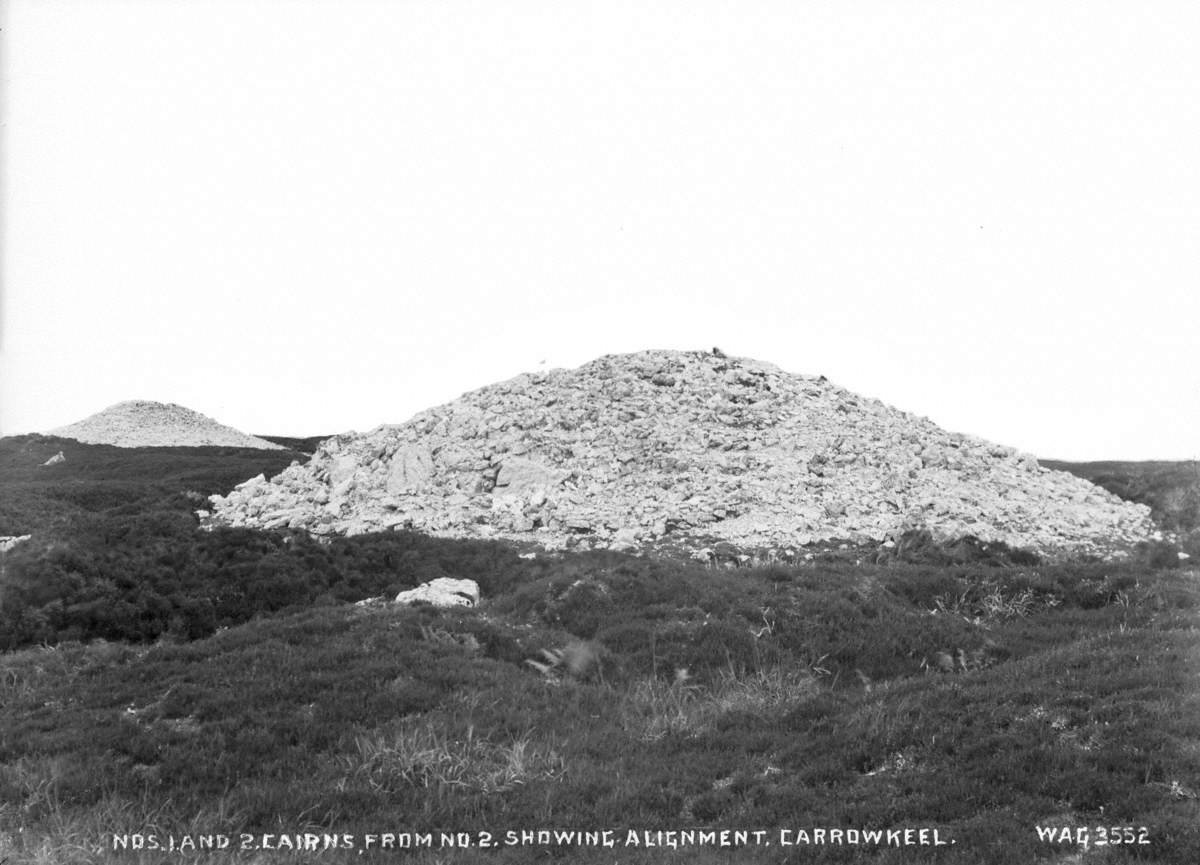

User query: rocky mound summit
[208,350,1155,556]
[51,401,285,450]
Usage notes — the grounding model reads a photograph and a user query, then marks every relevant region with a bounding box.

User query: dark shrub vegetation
[5,436,1200,863]
[0,522,548,649]
[876,529,1041,567]
[0,435,545,648]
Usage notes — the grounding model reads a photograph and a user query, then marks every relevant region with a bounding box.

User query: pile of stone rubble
[206,350,1155,557]
[51,401,284,450]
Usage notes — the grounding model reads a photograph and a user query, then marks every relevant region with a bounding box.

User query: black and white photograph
[2,1,1198,862]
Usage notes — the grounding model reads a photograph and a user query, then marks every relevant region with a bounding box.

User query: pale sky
[2,0,1198,461]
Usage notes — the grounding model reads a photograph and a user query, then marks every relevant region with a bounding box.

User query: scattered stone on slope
[0,535,31,553]
[207,349,1156,557]
[50,401,285,450]
[394,578,481,608]
[41,451,66,466]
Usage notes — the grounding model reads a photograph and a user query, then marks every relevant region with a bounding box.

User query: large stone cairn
[208,350,1155,557]
[51,401,285,450]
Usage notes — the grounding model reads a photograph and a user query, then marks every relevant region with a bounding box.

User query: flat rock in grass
[0,535,32,553]
[207,349,1156,558]
[394,578,480,608]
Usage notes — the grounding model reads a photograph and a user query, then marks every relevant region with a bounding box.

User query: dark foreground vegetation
[2,438,1199,863]
[0,435,306,538]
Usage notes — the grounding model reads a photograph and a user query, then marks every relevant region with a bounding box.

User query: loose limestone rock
[386,445,435,493]
[208,350,1157,558]
[494,457,569,496]
[394,578,481,608]
[0,535,31,553]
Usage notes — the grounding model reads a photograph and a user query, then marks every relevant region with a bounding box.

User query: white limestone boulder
[394,578,481,608]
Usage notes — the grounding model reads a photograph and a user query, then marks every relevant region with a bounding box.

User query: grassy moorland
[1,441,1199,863]
[0,435,307,538]
[2,555,1198,864]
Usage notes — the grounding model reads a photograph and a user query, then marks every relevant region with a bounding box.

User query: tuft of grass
[620,666,817,741]
[344,724,565,796]
[0,787,254,865]
[933,584,1059,623]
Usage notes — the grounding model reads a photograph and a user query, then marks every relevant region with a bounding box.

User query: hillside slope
[209,349,1154,557]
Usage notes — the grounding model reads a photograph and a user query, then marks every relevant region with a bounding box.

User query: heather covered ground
[2,437,1198,863]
